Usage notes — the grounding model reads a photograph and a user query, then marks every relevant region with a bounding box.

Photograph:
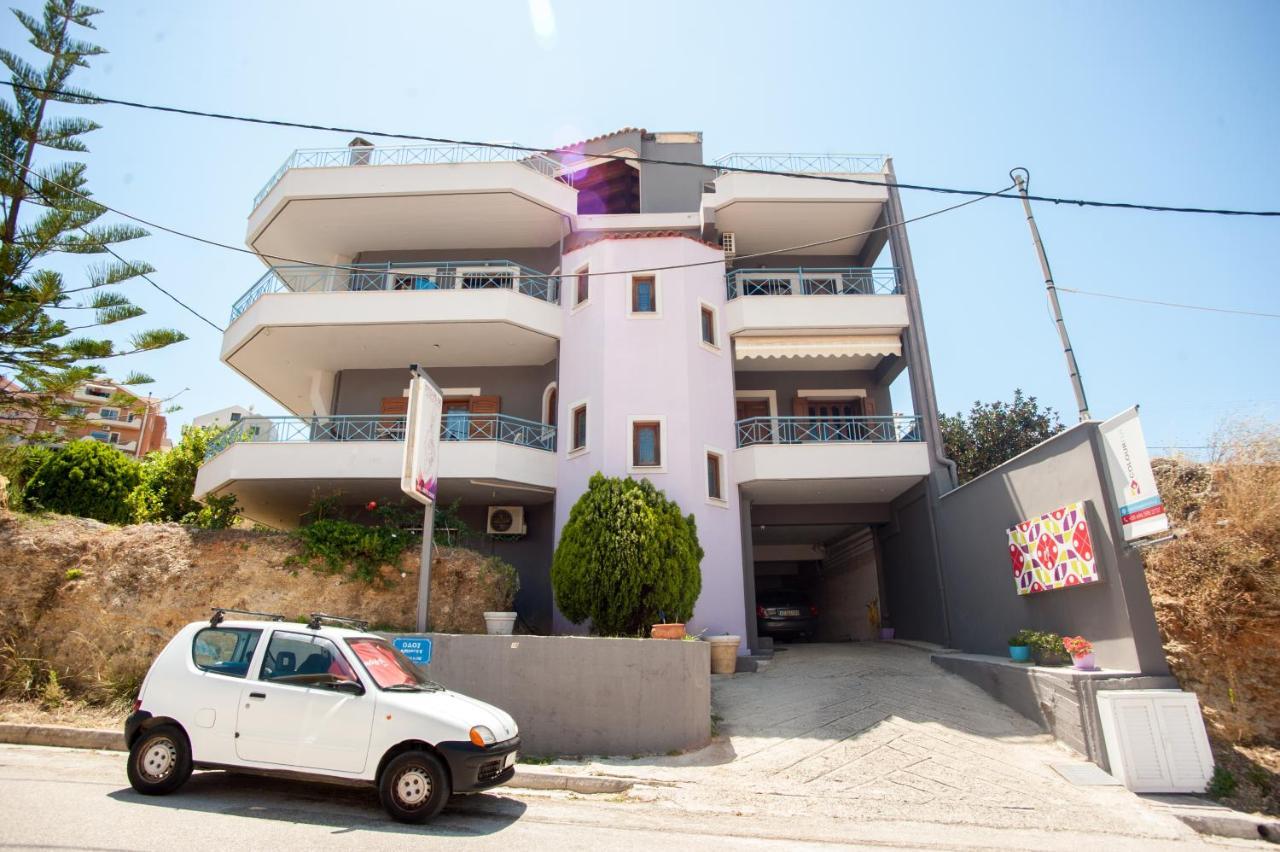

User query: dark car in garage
[755,589,817,640]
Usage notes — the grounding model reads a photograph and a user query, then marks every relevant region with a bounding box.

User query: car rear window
[192,627,261,678]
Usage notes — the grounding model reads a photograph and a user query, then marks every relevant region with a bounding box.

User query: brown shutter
[381,396,408,415]
[792,397,809,418]
[863,396,876,416]
[469,395,500,439]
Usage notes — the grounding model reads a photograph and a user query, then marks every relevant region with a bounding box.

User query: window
[99,408,119,421]
[66,405,85,417]
[706,451,724,501]
[544,385,557,426]
[347,638,437,690]
[571,403,587,452]
[574,266,589,306]
[89,430,109,442]
[631,275,657,314]
[700,305,716,347]
[84,386,111,399]
[108,432,120,445]
[632,421,661,467]
[259,632,361,689]
[229,412,242,422]
[192,627,261,678]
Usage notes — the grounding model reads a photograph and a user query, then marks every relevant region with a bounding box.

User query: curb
[0,724,634,796]
[1142,794,1280,844]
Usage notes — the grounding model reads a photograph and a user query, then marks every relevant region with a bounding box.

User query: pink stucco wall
[552,236,747,649]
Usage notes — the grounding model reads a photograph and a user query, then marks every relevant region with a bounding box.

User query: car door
[189,626,263,764]
[235,630,375,774]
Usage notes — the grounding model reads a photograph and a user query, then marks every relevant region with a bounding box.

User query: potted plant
[1028,630,1070,666]
[1062,635,1096,670]
[1008,630,1033,662]
[651,622,685,639]
[481,556,519,635]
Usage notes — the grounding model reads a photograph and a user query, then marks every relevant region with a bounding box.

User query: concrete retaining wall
[395,633,711,757]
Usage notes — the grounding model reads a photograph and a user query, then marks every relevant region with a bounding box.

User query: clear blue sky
[9,0,1279,450]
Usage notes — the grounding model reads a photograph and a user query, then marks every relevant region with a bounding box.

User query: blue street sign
[394,636,433,666]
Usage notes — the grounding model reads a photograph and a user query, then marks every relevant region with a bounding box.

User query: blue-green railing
[735,415,922,448]
[713,153,886,175]
[254,143,563,208]
[230,260,560,322]
[725,267,900,300]
[204,413,557,460]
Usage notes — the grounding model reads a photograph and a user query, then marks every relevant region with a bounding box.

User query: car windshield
[346,638,440,691]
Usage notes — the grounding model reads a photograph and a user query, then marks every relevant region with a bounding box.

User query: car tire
[126,724,193,795]
[379,750,451,823]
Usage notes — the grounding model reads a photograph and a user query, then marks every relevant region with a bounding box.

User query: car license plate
[780,608,801,617]
[504,751,517,769]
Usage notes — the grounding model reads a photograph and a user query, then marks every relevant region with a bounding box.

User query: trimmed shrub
[22,440,140,524]
[551,473,703,636]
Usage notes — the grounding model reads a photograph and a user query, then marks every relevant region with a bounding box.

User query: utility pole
[1010,168,1091,421]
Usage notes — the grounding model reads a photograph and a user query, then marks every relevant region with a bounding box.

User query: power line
[4,79,1279,218]
[1057,286,1280,320]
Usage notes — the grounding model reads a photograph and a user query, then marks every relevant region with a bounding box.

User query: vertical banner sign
[1098,406,1169,542]
[401,372,443,506]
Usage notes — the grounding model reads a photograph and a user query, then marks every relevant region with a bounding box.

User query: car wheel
[126,724,193,795]
[379,750,451,823]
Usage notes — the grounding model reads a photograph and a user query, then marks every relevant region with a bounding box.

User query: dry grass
[0,698,126,730]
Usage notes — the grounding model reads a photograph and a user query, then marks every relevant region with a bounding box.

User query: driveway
[567,642,1241,849]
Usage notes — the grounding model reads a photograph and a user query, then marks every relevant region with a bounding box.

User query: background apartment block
[195,130,952,648]
[4,378,168,459]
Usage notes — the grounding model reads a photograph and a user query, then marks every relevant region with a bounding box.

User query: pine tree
[0,0,186,439]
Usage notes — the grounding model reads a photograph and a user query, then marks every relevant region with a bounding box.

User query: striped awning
[734,335,902,361]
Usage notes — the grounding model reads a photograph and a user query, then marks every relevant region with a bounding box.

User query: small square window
[700,306,716,346]
[571,404,587,452]
[575,266,589,306]
[631,276,656,313]
[706,452,723,500]
[633,421,661,467]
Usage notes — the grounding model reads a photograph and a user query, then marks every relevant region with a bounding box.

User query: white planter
[484,611,517,635]
[705,634,741,675]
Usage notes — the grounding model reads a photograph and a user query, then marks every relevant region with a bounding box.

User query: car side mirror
[329,679,365,696]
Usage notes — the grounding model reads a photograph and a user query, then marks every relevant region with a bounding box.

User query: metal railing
[735,415,922,448]
[254,143,563,208]
[713,153,886,175]
[230,260,561,322]
[204,413,557,460]
[725,267,900,300]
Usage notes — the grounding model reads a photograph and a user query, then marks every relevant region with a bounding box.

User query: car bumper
[436,736,521,792]
[757,617,817,636]
[124,709,152,746]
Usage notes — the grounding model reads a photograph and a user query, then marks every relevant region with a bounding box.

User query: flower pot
[1072,653,1096,671]
[651,623,685,640]
[1009,645,1032,662]
[706,635,740,674]
[879,627,895,640]
[483,612,516,635]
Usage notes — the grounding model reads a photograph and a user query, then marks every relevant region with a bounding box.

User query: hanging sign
[401,369,443,506]
[1098,406,1169,542]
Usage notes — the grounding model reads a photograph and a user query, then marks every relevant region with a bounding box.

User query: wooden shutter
[468,395,500,439]
[792,397,809,418]
[863,396,876,416]
[380,396,408,415]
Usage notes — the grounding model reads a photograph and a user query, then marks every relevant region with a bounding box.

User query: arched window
[542,382,558,426]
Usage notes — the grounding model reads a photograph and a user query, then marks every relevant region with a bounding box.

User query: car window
[192,627,261,678]
[259,632,360,688]
[347,638,440,691]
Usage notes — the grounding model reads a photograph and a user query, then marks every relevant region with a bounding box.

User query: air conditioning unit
[486,506,526,536]
[721,232,736,257]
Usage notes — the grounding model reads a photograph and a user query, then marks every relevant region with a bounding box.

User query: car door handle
[249,692,266,700]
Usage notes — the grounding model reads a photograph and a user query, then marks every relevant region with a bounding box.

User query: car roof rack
[210,607,286,627]
[307,612,370,632]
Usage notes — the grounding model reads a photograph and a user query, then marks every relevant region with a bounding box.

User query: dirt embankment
[0,510,509,703]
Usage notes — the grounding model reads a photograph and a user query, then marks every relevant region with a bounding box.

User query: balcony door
[440,395,501,441]
[792,396,868,442]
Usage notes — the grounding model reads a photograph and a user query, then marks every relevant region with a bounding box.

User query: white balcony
[248,144,577,263]
[723,267,908,348]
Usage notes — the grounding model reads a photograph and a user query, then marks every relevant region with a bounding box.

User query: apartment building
[6,378,168,458]
[194,130,953,647]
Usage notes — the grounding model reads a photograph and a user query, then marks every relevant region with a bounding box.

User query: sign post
[1098,406,1169,543]
[401,365,444,632]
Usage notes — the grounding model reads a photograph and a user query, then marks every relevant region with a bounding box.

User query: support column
[738,494,759,652]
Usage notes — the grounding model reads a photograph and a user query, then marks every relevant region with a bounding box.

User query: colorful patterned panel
[1007,501,1098,595]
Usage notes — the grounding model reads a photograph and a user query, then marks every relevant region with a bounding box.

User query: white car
[125,609,519,823]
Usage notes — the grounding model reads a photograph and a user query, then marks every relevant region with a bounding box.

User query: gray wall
[354,244,562,274]
[453,504,555,635]
[933,423,1170,675]
[404,633,711,756]
[734,370,894,417]
[638,135,715,214]
[877,482,948,644]
[332,364,557,422]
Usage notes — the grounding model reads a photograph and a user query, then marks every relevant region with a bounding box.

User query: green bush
[128,425,225,524]
[0,444,55,506]
[551,473,703,636]
[480,555,520,610]
[292,518,415,585]
[22,441,140,524]
[1008,629,1036,647]
[1023,629,1069,665]
[183,492,241,529]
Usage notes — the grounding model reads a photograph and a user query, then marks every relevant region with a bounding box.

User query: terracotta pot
[651,623,685,640]
[706,635,741,675]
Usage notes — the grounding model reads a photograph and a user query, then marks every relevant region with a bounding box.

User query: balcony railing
[254,143,564,209]
[735,415,922,448]
[230,260,561,322]
[725,267,900,300]
[714,153,886,175]
[204,413,557,460]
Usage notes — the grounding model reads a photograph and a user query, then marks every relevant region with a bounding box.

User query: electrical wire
[1057,286,1280,320]
[4,80,1279,218]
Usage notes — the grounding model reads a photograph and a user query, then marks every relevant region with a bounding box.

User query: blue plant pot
[1009,645,1032,662]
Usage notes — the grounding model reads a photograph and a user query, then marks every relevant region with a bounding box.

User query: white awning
[734,335,902,361]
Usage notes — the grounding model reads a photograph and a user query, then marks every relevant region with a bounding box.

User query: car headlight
[469,725,496,747]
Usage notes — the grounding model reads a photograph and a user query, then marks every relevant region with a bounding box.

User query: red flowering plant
[1062,635,1093,657]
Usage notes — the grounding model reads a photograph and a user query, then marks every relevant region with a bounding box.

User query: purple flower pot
[1072,653,1096,671]
[879,627,895,640]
